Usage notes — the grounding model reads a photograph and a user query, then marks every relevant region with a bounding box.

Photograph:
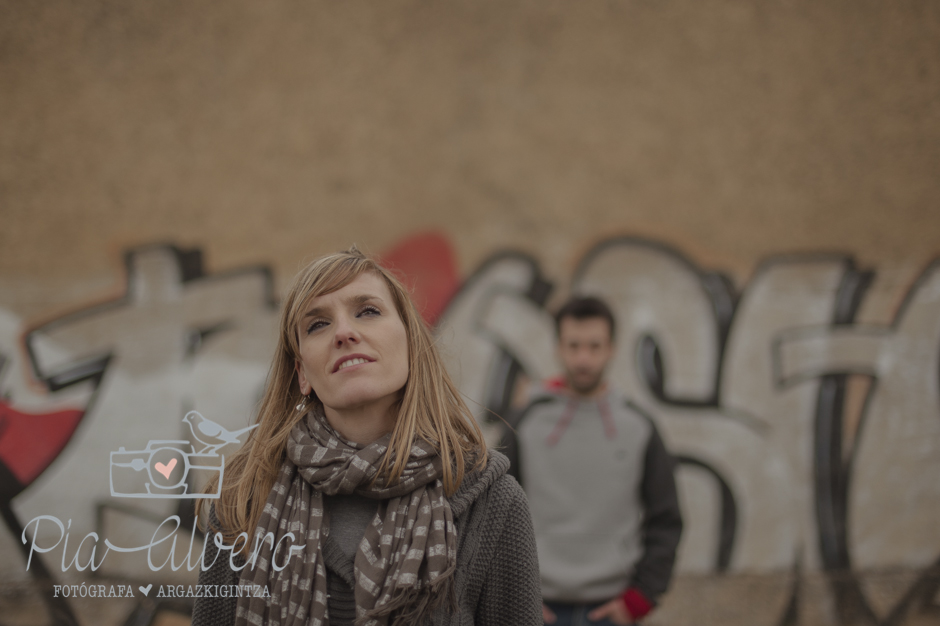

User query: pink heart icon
[154,458,177,479]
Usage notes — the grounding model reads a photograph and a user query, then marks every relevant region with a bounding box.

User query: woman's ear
[295,359,311,396]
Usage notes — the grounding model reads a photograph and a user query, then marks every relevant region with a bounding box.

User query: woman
[192,246,541,626]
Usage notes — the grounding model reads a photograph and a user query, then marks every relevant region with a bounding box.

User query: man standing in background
[503,296,683,625]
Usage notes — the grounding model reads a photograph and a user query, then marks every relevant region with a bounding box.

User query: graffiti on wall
[0,235,938,625]
[435,238,940,626]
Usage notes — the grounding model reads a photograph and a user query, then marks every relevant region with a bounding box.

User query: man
[503,296,683,625]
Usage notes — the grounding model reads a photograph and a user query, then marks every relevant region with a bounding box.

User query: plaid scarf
[235,408,457,626]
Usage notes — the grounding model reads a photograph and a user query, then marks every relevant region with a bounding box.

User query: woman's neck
[323,398,398,445]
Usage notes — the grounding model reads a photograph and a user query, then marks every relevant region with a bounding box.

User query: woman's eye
[358,305,381,317]
[306,320,327,334]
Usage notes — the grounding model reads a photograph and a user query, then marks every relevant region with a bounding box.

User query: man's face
[557,316,614,395]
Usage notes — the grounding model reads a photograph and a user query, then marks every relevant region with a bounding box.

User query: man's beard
[567,369,605,395]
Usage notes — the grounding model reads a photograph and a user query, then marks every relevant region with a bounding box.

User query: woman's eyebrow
[345,293,383,307]
[301,294,383,320]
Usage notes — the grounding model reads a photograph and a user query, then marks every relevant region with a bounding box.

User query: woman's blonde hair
[202,246,487,542]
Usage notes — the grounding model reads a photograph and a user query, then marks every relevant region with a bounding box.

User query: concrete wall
[1,2,938,625]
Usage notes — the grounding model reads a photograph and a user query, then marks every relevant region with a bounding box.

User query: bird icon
[182,411,258,454]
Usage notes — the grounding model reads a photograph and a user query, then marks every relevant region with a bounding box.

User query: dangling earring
[296,395,309,412]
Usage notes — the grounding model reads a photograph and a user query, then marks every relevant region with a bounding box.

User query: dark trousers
[544,600,636,626]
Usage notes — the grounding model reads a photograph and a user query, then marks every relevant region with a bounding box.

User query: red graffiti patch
[379,231,460,326]
[0,401,84,487]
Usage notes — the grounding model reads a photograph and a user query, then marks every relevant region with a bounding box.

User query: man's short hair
[554,296,616,341]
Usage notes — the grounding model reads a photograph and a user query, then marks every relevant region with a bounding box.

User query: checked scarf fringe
[235,408,457,626]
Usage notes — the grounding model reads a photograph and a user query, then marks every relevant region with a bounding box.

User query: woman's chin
[321,388,402,416]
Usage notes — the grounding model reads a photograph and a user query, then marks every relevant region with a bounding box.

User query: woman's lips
[333,354,375,372]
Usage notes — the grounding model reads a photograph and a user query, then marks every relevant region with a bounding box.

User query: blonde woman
[192,246,541,626]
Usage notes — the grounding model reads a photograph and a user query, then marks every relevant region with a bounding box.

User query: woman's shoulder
[450,450,527,518]
[482,452,526,503]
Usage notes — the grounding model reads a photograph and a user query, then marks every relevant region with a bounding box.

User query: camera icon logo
[109,411,257,500]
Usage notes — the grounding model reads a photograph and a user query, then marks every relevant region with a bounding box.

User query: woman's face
[294,272,409,417]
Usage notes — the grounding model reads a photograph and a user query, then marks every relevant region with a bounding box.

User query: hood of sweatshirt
[527,375,618,404]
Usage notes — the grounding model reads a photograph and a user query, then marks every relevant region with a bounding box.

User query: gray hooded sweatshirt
[502,383,682,606]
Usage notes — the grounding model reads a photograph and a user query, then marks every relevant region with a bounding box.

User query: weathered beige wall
[2,0,939,298]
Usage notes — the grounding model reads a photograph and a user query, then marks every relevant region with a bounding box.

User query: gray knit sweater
[191,451,542,626]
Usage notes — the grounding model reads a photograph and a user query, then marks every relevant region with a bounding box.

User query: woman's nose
[332,315,360,346]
